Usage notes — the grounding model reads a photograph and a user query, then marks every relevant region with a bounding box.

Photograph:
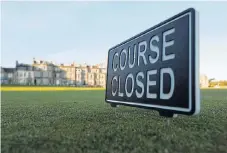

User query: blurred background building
[0,58,107,87]
[200,74,209,88]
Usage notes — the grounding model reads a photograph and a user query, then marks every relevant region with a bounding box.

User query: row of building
[1,58,107,87]
[0,59,218,88]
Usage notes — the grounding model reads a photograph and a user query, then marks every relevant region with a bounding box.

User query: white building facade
[1,59,107,87]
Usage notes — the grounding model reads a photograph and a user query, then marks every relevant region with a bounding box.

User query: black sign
[105,8,200,116]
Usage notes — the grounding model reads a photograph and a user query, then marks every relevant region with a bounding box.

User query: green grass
[1,89,227,153]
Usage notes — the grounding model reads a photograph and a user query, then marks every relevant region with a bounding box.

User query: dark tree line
[209,79,227,87]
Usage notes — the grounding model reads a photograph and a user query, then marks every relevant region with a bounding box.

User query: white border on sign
[194,10,200,115]
[107,11,198,113]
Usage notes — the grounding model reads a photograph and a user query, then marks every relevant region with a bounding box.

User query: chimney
[33,58,37,64]
[16,60,18,66]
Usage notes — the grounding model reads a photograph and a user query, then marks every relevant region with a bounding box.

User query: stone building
[75,64,89,86]
[1,58,107,87]
[54,66,64,85]
[57,63,75,85]
[15,62,34,85]
[200,74,209,88]
[1,67,15,84]
[32,59,55,85]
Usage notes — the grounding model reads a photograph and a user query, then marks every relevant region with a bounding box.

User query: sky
[1,1,227,80]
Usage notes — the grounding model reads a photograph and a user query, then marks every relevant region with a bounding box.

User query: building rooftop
[16,63,35,71]
[2,68,15,73]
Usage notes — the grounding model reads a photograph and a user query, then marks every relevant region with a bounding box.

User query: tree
[209,78,215,82]
[208,78,215,87]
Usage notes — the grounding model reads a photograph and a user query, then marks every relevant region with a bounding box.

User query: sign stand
[110,103,118,108]
[166,119,170,126]
[158,110,178,118]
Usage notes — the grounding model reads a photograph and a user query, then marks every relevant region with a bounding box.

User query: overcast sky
[1,1,227,80]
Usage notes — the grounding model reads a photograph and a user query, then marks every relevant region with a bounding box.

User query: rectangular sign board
[105,8,200,116]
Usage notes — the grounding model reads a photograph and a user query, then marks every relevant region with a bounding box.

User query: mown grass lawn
[1,89,227,153]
